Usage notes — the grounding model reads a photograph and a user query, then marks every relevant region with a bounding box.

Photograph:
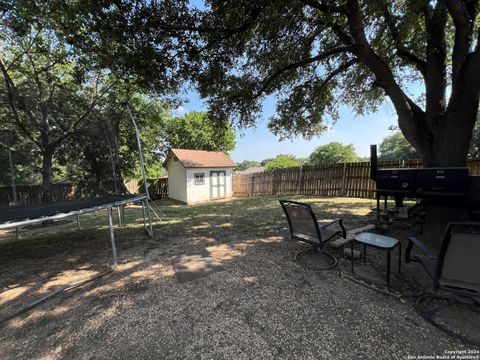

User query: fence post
[250,173,254,196]
[272,170,276,195]
[342,162,347,196]
[297,165,303,195]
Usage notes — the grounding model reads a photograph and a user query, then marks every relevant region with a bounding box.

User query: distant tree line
[236,122,480,171]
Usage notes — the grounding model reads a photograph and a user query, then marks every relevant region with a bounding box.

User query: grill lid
[376,169,417,193]
[416,167,469,195]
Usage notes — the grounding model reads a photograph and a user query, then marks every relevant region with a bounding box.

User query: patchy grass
[0,195,470,359]
[156,195,375,239]
[0,195,374,249]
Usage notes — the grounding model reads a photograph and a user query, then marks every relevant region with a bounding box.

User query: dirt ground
[0,196,478,359]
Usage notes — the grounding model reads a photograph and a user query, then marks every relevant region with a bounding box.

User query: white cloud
[174,106,186,115]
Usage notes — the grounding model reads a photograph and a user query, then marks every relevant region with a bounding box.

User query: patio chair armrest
[405,236,436,263]
[318,218,346,239]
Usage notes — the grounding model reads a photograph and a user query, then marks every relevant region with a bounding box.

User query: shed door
[210,171,226,199]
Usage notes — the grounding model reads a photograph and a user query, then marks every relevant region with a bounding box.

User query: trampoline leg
[141,200,147,229]
[108,208,118,266]
[141,199,153,238]
[116,206,123,227]
[15,226,19,241]
[145,199,153,238]
[76,214,81,230]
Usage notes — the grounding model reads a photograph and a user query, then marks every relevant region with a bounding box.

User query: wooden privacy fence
[0,183,74,207]
[3,159,480,206]
[0,178,169,207]
[233,159,480,199]
[123,178,169,199]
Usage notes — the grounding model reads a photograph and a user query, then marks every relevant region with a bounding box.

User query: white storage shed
[163,149,236,204]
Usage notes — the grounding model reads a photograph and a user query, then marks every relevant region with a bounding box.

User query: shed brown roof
[164,149,236,168]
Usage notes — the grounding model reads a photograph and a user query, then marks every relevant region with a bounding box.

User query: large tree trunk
[401,58,480,167]
[405,111,477,167]
[41,149,54,202]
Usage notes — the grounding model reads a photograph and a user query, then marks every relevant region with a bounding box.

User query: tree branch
[48,82,112,150]
[67,83,114,136]
[5,29,42,72]
[342,0,425,151]
[322,19,354,46]
[320,58,359,85]
[253,45,354,99]
[158,5,263,38]
[50,130,81,149]
[445,0,476,83]
[24,50,44,101]
[300,1,353,45]
[299,0,344,14]
[423,1,448,118]
[382,5,427,77]
[0,57,42,148]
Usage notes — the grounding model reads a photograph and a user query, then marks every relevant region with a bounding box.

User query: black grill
[415,168,470,197]
[375,167,470,198]
[370,142,475,223]
[376,169,417,195]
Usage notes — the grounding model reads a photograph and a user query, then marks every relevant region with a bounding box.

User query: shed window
[194,173,205,185]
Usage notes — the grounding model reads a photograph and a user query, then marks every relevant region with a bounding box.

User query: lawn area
[0,196,472,359]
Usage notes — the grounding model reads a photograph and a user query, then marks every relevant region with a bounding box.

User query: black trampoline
[0,195,145,226]
[0,194,154,323]
[0,101,159,323]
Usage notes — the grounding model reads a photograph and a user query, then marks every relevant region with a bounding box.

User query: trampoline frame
[0,194,153,323]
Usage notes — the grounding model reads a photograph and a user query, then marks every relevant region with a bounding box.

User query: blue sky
[179,90,399,163]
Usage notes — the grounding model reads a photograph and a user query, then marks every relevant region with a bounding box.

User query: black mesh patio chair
[279,200,346,269]
[406,222,480,346]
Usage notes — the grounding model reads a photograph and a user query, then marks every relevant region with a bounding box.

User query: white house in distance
[163,148,236,204]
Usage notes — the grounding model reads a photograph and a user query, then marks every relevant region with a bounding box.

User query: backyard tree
[265,155,303,170]
[30,1,480,167]
[0,2,174,196]
[308,142,358,165]
[235,160,261,171]
[58,93,170,191]
[0,25,113,199]
[117,96,171,179]
[260,158,274,167]
[163,111,236,156]
[379,132,419,161]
